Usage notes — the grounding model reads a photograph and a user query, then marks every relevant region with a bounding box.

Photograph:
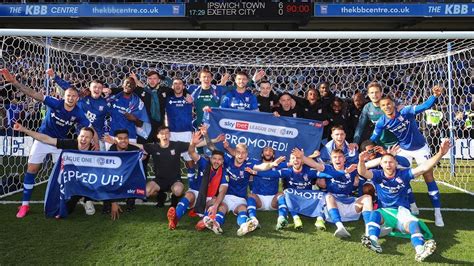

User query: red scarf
[207,166,223,197]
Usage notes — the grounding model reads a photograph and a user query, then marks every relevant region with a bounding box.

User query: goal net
[0,30,473,198]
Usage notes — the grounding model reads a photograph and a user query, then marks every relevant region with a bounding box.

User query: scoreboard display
[187,2,312,20]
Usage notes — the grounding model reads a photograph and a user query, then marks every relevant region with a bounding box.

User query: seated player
[244,147,289,230]
[253,149,324,230]
[298,148,373,239]
[167,131,228,233]
[220,143,285,236]
[360,140,415,211]
[357,139,450,262]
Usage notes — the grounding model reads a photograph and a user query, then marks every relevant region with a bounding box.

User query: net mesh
[0,34,473,197]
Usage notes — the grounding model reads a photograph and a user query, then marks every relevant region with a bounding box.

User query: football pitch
[0,181,473,264]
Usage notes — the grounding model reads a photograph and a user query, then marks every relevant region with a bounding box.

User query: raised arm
[1,69,44,102]
[130,72,145,89]
[222,140,236,157]
[195,125,216,150]
[188,131,203,162]
[47,69,71,90]
[252,156,286,171]
[414,86,442,114]
[293,148,325,172]
[357,151,374,179]
[13,123,57,146]
[411,139,451,177]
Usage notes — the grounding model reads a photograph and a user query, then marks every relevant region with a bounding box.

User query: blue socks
[21,172,36,206]
[328,208,342,224]
[277,196,288,218]
[237,211,248,226]
[215,211,225,226]
[176,197,190,219]
[362,211,371,224]
[247,197,257,218]
[409,221,424,247]
[367,211,382,240]
[427,181,441,208]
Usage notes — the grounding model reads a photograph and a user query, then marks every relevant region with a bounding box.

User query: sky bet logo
[235,122,249,130]
[127,188,145,195]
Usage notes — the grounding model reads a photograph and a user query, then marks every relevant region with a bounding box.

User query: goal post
[0,29,473,197]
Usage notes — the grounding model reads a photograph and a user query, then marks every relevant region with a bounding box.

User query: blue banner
[0,4,184,17]
[314,3,474,17]
[44,150,146,218]
[284,188,326,218]
[208,108,324,159]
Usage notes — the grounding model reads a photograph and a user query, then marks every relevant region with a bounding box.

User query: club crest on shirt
[245,97,249,101]
[170,149,175,155]
[71,116,76,121]
[240,171,244,177]
[99,106,104,111]
[303,174,308,181]
[155,152,161,155]
[395,177,403,184]
[398,116,404,122]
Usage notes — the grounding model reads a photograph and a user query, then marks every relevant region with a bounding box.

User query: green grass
[0,182,473,264]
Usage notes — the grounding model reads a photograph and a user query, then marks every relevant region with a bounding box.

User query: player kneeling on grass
[357,139,451,262]
[297,148,374,239]
[167,131,228,233]
[13,123,98,216]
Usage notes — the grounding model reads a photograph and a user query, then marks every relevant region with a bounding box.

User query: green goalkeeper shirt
[353,102,398,148]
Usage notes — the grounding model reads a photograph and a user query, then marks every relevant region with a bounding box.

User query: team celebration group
[1,66,451,262]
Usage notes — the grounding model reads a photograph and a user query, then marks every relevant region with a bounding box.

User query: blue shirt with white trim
[39,96,90,138]
[370,168,414,209]
[165,94,193,132]
[371,96,437,150]
[224,153,257,198]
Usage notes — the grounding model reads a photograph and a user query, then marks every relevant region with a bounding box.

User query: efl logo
[62,152,122,169]
[235,122,249,130]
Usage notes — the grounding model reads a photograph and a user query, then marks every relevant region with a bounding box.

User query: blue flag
[284,189,326,218]
[208,108,324,158]
[44,150,147,218]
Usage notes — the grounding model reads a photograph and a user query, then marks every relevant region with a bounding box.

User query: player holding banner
[370,85,445,226]
[1,68,95,218]
[357,139,451,262]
